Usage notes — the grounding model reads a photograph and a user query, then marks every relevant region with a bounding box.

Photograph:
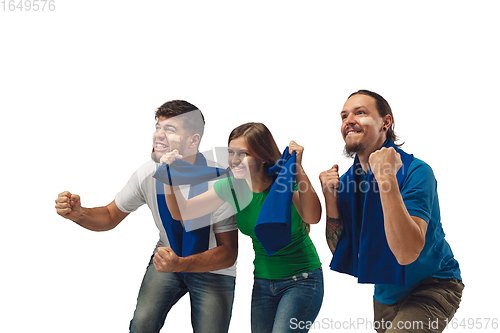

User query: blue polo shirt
[355,158,461,304]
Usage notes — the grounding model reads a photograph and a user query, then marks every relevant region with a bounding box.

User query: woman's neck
[246,172,273,193]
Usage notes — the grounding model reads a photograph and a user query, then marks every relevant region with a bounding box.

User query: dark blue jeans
[251,268,324,333]
[129,257,235,333]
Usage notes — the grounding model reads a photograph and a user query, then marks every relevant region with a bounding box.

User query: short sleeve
[213,177,232,202]
[212,201,237,234]
[213,176,255,216]
[115,168,147,213]
[213,177,241,215]
[400,158,437,223]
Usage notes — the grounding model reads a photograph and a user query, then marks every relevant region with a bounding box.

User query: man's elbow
[395,242,425,266]
[228,253,237,267]
[396,252,419,266]
[222,248,238,269]
[171,212,182,220]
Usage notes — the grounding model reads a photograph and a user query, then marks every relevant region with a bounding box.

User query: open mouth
[232,165,246,171]
[155,142,168,151]
[231,164,247,176]
[345,129,362,137]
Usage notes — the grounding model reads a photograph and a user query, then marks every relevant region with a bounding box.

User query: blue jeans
[251,268,324,333]
[129,257,235,333]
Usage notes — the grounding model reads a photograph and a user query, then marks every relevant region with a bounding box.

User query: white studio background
[1,1,498,332]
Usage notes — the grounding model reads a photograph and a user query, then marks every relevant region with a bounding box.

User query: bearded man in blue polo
[320,90,463,333]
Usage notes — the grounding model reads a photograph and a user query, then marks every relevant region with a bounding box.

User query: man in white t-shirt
[55,100,238,333]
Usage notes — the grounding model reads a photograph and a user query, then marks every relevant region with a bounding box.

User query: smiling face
[341,94,392,158]
[151,116,192,162]
[228,136,265,180]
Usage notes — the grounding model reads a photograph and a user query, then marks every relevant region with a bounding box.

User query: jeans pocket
[291,268,322,281]
[289,268,323,294]
[291,271,312,281]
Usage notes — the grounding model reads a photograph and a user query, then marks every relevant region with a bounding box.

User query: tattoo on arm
[326,216,343,254]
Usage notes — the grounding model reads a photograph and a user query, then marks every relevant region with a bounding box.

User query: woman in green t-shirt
[161,122,323,333]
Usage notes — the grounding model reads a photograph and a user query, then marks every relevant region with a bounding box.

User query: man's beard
[151,149,161,163]
[343,142,366,159]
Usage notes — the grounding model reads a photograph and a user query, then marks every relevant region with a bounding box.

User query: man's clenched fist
[159,149,183,166]
[368,147,402,181]
[319,164,340,198]
[153,247,183,273]
[55,191,82,221]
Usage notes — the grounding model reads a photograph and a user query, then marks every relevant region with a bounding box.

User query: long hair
[349,90,403,147]
[228,122,281,171]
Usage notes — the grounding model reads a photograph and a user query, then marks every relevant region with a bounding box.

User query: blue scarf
[153,148,297,257]
[254,148,297,256]
[154,156,231,187]
[153,153,229,257]
[330,141,414,287]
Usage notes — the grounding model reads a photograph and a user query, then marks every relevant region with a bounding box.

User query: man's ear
[190,133,201,148]
[383,114,393,130]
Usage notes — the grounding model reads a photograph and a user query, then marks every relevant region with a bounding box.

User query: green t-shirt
[213,177,321,279]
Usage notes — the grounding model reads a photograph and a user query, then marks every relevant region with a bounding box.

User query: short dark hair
[228,122,282,171]
[348,90,403,147]
[155,100,205,139]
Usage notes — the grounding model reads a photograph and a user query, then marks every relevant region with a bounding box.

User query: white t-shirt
[115,159,237,277]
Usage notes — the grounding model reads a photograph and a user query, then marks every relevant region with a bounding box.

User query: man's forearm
[74,203,127,232]
[324,194,343,254]
[72,207,111,231]
[155,230,238,273]
[326,216,343,254]
[324,193,341,219]
[176,244,237,273]
[378,175,426,265]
